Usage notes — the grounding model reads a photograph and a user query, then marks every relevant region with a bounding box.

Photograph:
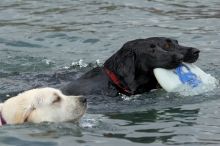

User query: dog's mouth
[183,48,200,63]
[162,59,183,69]
[164,50,200,69]
[184,53,199,63]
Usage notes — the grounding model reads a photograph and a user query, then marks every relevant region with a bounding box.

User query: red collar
[0,112,6,126]
[104,68,132,96]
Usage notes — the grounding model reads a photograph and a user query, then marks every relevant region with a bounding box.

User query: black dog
[61,37,200,97]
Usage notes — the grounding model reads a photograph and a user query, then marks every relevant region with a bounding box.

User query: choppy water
[0,0,220,145]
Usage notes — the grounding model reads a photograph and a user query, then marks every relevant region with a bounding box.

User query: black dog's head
[104,37,200,94]
[146,37,200,64]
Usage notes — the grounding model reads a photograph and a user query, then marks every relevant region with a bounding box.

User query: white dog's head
[0,87,87,125]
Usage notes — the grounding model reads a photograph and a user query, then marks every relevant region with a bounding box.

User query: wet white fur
[0,87,86,125]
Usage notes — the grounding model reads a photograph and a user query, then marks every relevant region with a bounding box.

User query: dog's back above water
[0,87,87,126]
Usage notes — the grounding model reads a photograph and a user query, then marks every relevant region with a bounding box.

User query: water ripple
[1,0,220,145]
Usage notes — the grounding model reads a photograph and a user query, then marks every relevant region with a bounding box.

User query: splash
[71,59,88,68]
[63,59,102,69]
[42,59,54,65]
[80,114,104,128]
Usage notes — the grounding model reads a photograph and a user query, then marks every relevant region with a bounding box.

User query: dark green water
[0,0,220,145]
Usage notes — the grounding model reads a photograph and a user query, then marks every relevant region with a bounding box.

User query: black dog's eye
[150,44,156,48]
[164,39,172,49]
[164,43,170,49]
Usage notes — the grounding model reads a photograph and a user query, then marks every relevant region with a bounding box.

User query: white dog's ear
[13,105,35,124]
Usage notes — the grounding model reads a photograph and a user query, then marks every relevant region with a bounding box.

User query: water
[0,0,220,145]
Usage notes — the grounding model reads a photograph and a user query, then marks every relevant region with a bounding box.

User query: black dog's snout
[79,96,87,104]
[190,47,200,55]
[173,54,184,62]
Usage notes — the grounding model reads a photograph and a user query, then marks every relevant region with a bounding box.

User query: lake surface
[0,0,220,145]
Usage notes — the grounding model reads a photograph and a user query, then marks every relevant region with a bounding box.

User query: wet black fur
[61,37,200,97]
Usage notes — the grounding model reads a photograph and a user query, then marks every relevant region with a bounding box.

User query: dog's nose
[79,96,87,104]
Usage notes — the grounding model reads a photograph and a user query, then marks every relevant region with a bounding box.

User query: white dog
[0,87,87,126]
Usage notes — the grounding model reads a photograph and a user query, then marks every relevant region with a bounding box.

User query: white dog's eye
[52,93,61,104]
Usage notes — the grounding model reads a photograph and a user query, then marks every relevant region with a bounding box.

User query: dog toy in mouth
[175,64,201,88]
[153,63,218,93]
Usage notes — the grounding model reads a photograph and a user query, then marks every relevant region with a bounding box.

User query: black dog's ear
[104,47,137,94]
